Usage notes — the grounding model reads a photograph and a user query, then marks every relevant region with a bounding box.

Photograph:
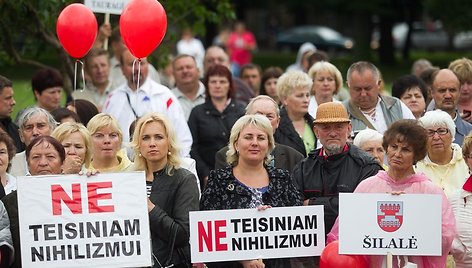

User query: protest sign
[84,0,129,15]
[189,206,325,263]
[339,193,441,256]
[17,172,151,268]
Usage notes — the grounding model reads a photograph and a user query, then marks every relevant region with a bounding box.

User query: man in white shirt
[343,61,415,134]
[171,55,205,120]
[103,49,192,156]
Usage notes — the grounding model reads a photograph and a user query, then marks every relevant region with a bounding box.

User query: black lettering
[105,241,120,257]
[57,223,63,240]
[75,244,85,259]
[248,236,258,250]
[230,219,241,233]
[275,217,286,231]
[293,216,303,230]
[363,235,371,248]
[31,247,44,262]
[44,224,56,240]
[279,235,288,248]
[53,245,66,260]
[388,238,398,248]
[305,215,317,229]
[122,241,134,256]
[289,234,301,247]
[137,240,141,255]
[302,233,312,247]
[92,243,104,258]
[124,219,140,235]
[29,225,42,241]
[109,220,123,236]
[65,223,77,239]
[232,237,242,250]
[86,221,100,238]
[265,235,273,249]
[258,217,268,232]
[242,218,251,233]
[409,236,418,249]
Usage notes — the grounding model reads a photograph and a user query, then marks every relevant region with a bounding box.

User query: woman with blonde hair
[201,114,302,268]
[307,61,343,119]
[130,113,198,268]
[275,71,316,156]
[87,113,132,172]
[51,122,92,174]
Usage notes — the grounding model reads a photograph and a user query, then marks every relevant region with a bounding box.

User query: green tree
[0,0,234,96]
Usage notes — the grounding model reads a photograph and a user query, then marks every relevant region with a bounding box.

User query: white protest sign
[189,206,325,263]
[339,193,442,256]
[84,0,129,15]
[17,172,151,268]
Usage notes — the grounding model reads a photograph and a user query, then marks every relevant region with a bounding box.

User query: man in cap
[292,102,382,238]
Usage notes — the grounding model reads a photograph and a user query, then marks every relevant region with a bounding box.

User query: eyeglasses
[426,128,449,137]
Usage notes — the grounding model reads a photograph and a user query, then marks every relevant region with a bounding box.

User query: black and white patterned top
[200,165,302,211]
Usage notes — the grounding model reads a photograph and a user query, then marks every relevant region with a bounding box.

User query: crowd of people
[1,20,472,268]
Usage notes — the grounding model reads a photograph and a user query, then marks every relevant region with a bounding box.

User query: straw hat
[314,102,350,124]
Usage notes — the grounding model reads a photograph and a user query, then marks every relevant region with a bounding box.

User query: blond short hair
[86,113,123,144]
[226,114,275,166]
[308,61,343,95]
[51,122,92,166]
[276,71,313,101]
[130,113,181,175]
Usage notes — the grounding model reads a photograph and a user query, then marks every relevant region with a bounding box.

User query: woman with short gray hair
[353,128,385,167]
[416,110,468,197]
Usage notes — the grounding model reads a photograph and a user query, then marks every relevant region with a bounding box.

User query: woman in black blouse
[200,114,302,268]
[188,64,245,187]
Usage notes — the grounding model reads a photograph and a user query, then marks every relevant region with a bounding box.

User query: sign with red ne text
[84,0,129,15]
[189,206,325,263]
[17,172,151,268]
[338,193,442,256]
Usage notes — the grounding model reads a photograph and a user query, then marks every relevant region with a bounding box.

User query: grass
[3,49,472,119]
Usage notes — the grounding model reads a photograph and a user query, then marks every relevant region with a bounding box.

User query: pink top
[327,171,456,268]
[226,31,256,65]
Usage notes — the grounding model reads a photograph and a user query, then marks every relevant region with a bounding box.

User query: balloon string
[74,60,78,92]
[131,58,142,90]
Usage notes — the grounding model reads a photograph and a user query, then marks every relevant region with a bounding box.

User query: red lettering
[214,220,228,251]
[51,184,82,215]
[198,221,212,252]
[87,182,115,213]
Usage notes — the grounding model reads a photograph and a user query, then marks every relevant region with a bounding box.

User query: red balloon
[320,241,368,268]
[56,4,98,59]
[120,0,167,58]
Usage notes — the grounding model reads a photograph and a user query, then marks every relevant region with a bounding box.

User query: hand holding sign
[120,0,167,58]
[56,4,98,59]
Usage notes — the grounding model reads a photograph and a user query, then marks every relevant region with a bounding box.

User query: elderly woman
[391,74,428,119]
[451,133,472,267]
[3,136,66,268]
[130,113,198,267]
[0,130,16,197]
[353,128,386,168]
[274,71,316,156]
[260,66,283,105]
[307,61,343,119]
[87,113,132,172]
[51,122,92,174]
[328,120,456,267]
[188,64,245,186]
[201,114,302,268]
[416,110,469,198]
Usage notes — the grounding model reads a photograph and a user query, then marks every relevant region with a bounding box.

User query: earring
[168,151,171,155]
[138,153,142,157]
